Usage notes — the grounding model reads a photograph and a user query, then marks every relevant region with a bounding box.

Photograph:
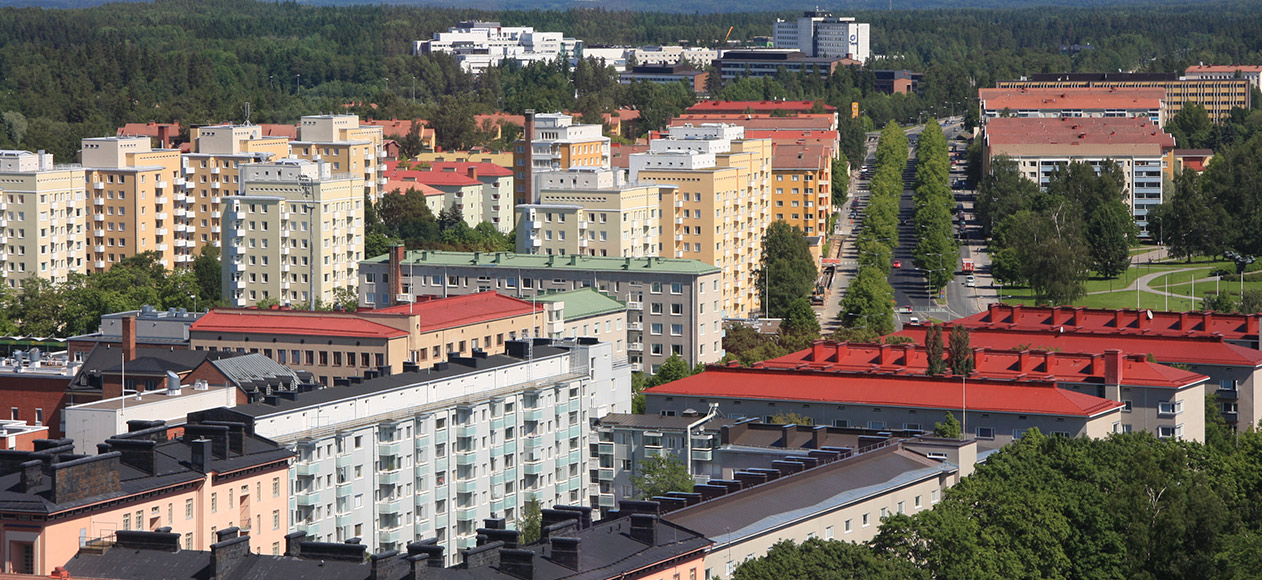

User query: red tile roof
[382,179,444,197]
[257,124,299,139]
[745,130,840,143]
[984,117,1176,148]
[474,113,528,128]
[363,118,434,138]
[389,170,481,187]
[979,87,1165,111]
[686,100,837,113]
[766,341,1207,389]
[116,121,181,137]
[646,366,1124,417]
[969,304,1259,343]
[772,143,834,170]
[191,310,408,339]
[670,115,837,132]
[429,162,513,177]
[371,292,541,331]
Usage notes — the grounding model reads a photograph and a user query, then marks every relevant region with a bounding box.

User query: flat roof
[646,366,1124,417]
[985,117,1175,148]
[979,87,1165,110]
[533,288,626,320]
[687,100,837,113]
[362,249,721,276]
[371,291,542,331]
[191,310,408,339]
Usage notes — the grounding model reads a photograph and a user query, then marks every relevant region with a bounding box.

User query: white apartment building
[414,21,583,75]
[222,159,364,307]
[773,11,870,62]
[0,150,88,286]
[192,339,630,566]
[630,46,722,67]
[515,168,670,257]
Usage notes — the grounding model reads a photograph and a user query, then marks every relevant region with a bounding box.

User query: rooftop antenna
[244,102,251,126]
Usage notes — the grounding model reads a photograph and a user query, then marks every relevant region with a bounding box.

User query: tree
[925,324,946,375]
[1203,291,1237,313]
[768,411,814,425]
[779,297,821,351]
[757,221,818,318]
[1146,171,1229,261]
[518,496,542,544]
[1168,102,1212,149]
[947,325,974,375]
[430,94,478,151]
[933,412,962,438]
[191,244,222,306]
[648,353,696,387]
[831,157,850,209]
[631,454,693,499]
[733,538,928,580]
[975,156,1038,236]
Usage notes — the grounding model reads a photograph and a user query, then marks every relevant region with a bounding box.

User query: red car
[893,260,902,268]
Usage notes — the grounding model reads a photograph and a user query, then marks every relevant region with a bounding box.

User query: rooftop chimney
[369,550,407,580]
[389,245,405,306]
[1104,349,1124,385]
[211,533,251,580]
[629,513,658,545]
[522,110,536,204]
[499,548,535,580]
[122,316,137,363]
[550,537,581,570]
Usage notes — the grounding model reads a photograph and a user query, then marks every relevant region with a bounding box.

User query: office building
[515,168,672,257]
[645,365,1126,450]
[630,46,721,67]
[191,290,547,382]
[414,22,583,75]
[189,338,631,565]
[619,65,709,93]
[982,117,1175,236]
[714,50,850,82]
[1183,64,1262,92]
[871,70,923,94]
[771,142,835,236]
[81,136,187,270]
[629,124,773,319]
[514,112,610,205]
[222,158,364,307]
[773,11,871,62]
[183,124,291,251]
[356,250,724,373]
[64,510,708,580]
[290,114,386,202]
[924,304,1262,430]
[978,87,1166,126]
[996,73,1251,122]
[0,150,88,286]
[0,422,291,575]
[0,351,80,439]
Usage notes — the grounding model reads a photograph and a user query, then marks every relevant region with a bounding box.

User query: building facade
[190,339,630,566]
[1183,64,1262,91]
[81,137,186,270]
[0,150,87,286]
[773,11,871,62]
[715,50,848,82]
[630,124,773,319]
[996,73,1251,122]
[414,21,583,75]
[222,158,364,307]
[514,112,611,205]
[978,87,1166,127]
[515,169,671,257]
[290,114,386,202]
[771,142,834,236]
[183,124,292,252]
[357,250,725,373]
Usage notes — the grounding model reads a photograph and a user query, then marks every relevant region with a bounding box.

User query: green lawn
[999,286,1200,311]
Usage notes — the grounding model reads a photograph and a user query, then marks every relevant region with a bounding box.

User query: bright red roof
[257,124,298,139]
[766,341,1207,389]
[686,100,837,113]
[429,162,513,177]
[382,179,444,197]
[646,366,1123,417]
[970,304,1259,343]
[371,292,541,331]
[388,170,481,187]
[116,121,181,137]
[191,310,408,339]
[979,87,1165,111]
[985,117,1176,148]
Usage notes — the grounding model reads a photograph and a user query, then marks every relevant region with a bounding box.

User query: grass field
[994,259,1233,311]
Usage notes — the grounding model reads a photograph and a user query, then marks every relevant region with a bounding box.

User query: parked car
[966,275,976,287]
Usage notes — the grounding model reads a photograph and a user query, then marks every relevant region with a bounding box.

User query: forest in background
[2,0,1262,162]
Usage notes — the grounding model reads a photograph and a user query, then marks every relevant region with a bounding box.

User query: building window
[976,427,995,439]
[1158,401,1183,416]
[186,499,194,519]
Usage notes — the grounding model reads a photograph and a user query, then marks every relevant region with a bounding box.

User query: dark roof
[229,346,571,417]
[663,444,954,545]
[64,513,709,580]
[70,344,236,388]
[1026,72,1178,82]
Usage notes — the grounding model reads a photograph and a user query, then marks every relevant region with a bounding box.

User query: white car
[966,275,976,287]
[909,316,920,325]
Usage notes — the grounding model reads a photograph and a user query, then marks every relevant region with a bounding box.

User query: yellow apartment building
[516,168,670,257]
[81,137,184,271]
[513,112,610,205]
[0,150,88,286]
[184,125,291,253]
[291,114,386,202]
[630,124,773,318]
[771,142,835,236]
[996,73,1250,122]
[222,159,364,307]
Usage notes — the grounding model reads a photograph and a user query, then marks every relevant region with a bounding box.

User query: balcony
[377,497,403,515]
[628,343,643,352]
[295,491,321,507]
[578,220,589,229]
[94,260,105,269]
[234,279,246,289]
[675,200,684,208]
[626,301,642,311]
[156,228,168,236]
[156,212,168,220]
[211,182,221,190]
[598,493,616,508]
[93,214,104,222]
[674,217,683,225]
[211,167,221,175]
[211,226,221,234]
[157,180,169,189]
[211,211,221,219]
[174,178,186,186]
[597,467,613,480]
[157,243,169,252]
[93,182,104,190]
[379,529,401,544]
[523,460,544,475]
[627,322,643,331]
[94,245,105,253]
[93,198,104,206]
[379,441,401,457]
[456,479,478,493]
[295,462,320,476]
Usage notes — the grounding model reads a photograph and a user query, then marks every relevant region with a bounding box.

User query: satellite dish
[1146,310,1153,320]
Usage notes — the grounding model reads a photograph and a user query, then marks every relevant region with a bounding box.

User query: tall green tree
[518,496,542,544]
[631,454,694,499]
[757,221,818,319]
[947,325,974,375]
[925,324,946,375]
[734,538,928,580]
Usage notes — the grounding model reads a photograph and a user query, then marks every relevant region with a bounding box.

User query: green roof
[534,288,627,320]
[362,250,721,275]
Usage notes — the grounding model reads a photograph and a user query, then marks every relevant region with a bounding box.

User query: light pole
[411,77,417,102]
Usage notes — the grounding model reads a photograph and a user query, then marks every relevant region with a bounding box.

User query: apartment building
[382,162,513,230]
[81,136,185,270]
[771,142,834,236]
[715,51,850,82]
[183,124,291,251]
[429,162,514,232]
[414,21,583,75]
[190,291,546,382]
[770,339,1210,442]
[773,11,871,62]
[619,65,709,93]
[983,117,1175,236]
[533,288,628,360]
[1184,64,1262,91]
[222,158,364,307]
[0,422,291,575]
[0,150,87,286]
[189,338,630,565]
[934,304,1262,430]
[290,114,386,202]
[630,124,774,319]
[513,112,610,205]
[645,365,1125,450]
[357,250,724,373]
[515,168,671,257]
[996,72,1251,122]
[978,87,1166,126]
[66,511,708,580]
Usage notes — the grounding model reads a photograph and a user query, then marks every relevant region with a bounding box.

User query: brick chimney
[1104,349,1124,385]
[986,303,1000,323]
[122,315,137,362]
[879,344,895,366]
[811,341,827,362]
[629,514,657,545]
[1137,309,1149,331]
[467,166,478,181]
[1248,315,1260,342]
[1051,307,1070,327]
[550,537,581,570]
[1114,310,1126,329]
[388,244,405,305]
[522,110,536,204]
[1018,350,1032,373]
